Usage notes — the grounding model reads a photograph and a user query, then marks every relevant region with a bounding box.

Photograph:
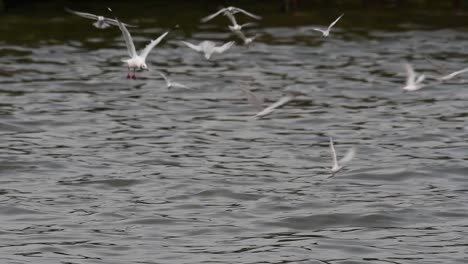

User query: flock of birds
[64,6,468,176]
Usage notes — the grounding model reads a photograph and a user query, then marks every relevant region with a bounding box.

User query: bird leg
[132,68,137,80]
[126,67,131,79]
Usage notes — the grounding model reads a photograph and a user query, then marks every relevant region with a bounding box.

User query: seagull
[311,14,343,37]
[200,6,262,23]
[329,137,355,176]
[225,12,257,32]
[116,19,168,79]
[232,30,259,45]
[180,40,235,60]
[402,63,426,91]
[65,8,136,29]
[240,88,304,118]
[156,71,190,89]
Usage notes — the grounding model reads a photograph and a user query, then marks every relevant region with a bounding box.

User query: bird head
[140,64,149,71]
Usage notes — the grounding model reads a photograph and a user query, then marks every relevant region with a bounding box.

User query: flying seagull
[181,40,235,60]
[240,88,304,118]
[201,6,261,23]
[311,14,344,37]
[402,63,426,91]
[116,19,168,79]
[329,137,355,176]
[65,8,136,29]
[156,71,190,89]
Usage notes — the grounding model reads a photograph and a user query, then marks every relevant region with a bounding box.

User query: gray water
[1,6,468,264]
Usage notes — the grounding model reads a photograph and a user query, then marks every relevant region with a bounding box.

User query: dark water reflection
[1,4,468,264]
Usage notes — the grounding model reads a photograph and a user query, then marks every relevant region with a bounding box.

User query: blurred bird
[311,14,343,37]
[116,19,168,79]
[201,6,262,23]
[402,63,426,91]
[65,7,136,29]
[329,137,355,176]
[181,40,235,60]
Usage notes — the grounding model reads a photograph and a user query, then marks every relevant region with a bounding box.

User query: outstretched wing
[200,8,227,23]
[255,95,292,118]
[339,147,355,165]
[214,41,235,54]
[232,7,262,20]
[311,28,326,35]
[181,41,202,52]
[171,82,190,89]
[103,17,137,28]
[240,87,263,111]
[116,19,137,58]
[65,8,99,20]
[329,137,338,168]
[139,31,169,59]
[442,67,468,80]
[225,12,238,27]
[404,63,416,86]
[328,13,344,31]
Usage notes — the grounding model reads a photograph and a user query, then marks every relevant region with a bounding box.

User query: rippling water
[1,5,468,264]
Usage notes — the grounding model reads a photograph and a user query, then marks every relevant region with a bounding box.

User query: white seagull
[181,40,235,60]
[311,14,344,37]
[240,88,304,118]
[225,12,257,32]
[200,6,262,23]
[156,71,190,89]
[402,63,426,91]
[65,8,136,29]
[329,137,355,176]
[116,19,168,79]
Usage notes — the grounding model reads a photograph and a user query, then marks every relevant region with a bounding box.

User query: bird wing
[233,7,262,20]
[181,41,202,52]
[328,13,344,31]
[416,74,425,84]
[339,147,355,165]
[404,63,416,86]
[240,87,263,111]
[65,8,99,20]
[214,41,235,54]
[329,137,338,168]
[171,82,190,89]
[444,67,468,80]
[225,12,238,27]
[103,17,137,28]
[139,31,169,59]
[200,8,226,23]
[311,28,326,34]
[255,95,292,118]
[116,19,137,58]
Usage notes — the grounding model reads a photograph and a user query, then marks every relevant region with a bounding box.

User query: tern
[181,40,235,60]
[402,63,426,91]
[156,71,190,89]
[311,14,343,37]
[329,137,355,176]
[116,19,168,79]
[65,8,136,29]
[201,6,262,23]
[240,88,304,118]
